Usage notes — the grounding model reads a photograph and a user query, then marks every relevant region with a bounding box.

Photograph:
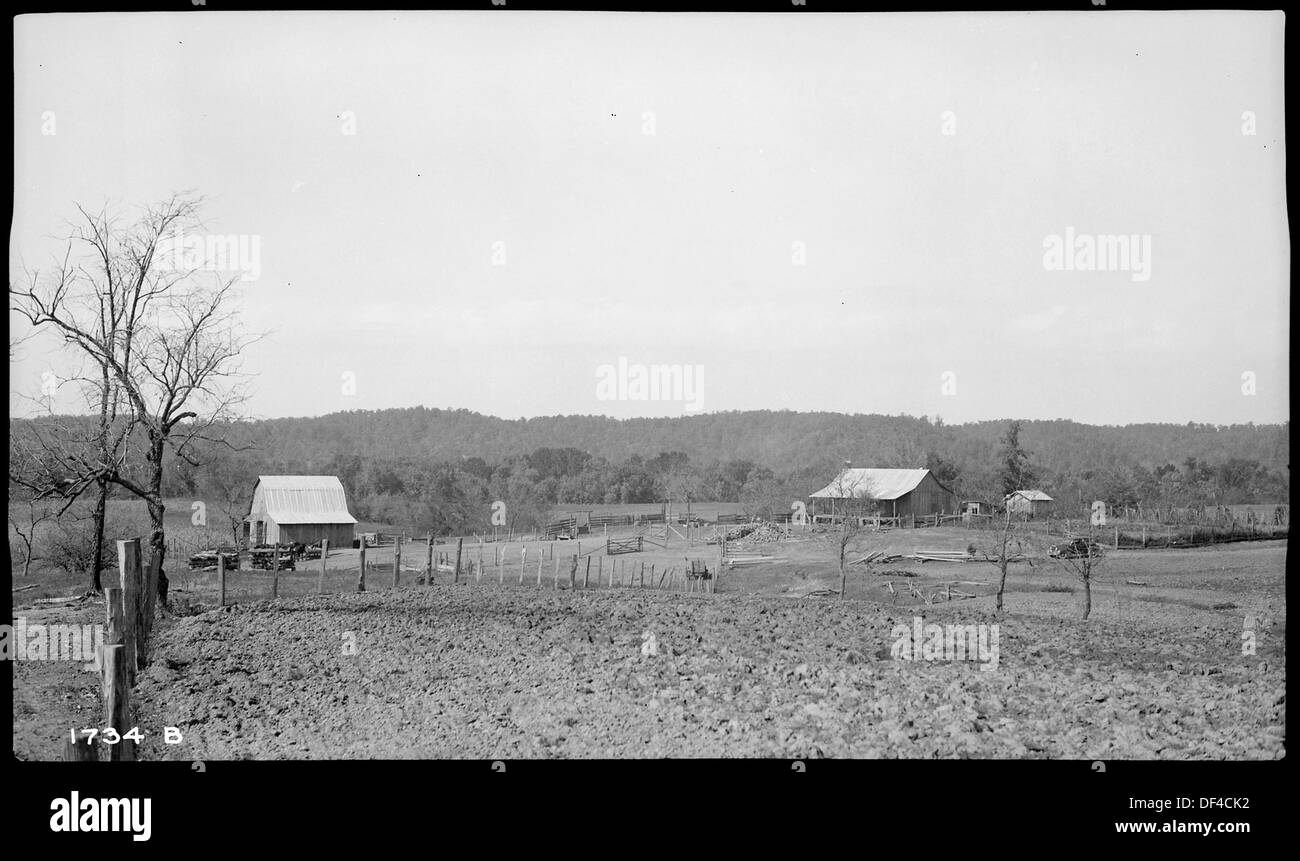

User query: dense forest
[11,408,1288,537]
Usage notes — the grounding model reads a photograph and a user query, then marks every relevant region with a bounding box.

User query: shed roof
[1006,489,1054,501]
[248,475,358,524]
[809,468,933,500]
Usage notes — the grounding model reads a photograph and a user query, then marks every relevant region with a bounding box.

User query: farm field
[13,529,1285,760]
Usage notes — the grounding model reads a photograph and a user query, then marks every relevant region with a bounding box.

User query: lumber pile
[725,554,781,567]
[910,549,973,563]
[850,550,904,565]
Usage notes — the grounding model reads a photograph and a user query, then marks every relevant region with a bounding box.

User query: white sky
[10,10,1289,425]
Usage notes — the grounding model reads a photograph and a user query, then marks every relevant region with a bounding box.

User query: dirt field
[12,531,1287,760]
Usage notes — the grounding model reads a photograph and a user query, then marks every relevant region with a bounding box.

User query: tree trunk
[1081,570,1092,619]
[994,508,1012,612]
[997,560,1008,612]
[89,479,108,593]
[839,525,848,600]
[146,439,169,606]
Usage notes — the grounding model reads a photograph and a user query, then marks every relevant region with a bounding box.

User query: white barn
[244,475,358,547]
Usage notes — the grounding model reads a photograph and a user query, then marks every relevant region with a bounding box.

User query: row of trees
[160,406,1286,490]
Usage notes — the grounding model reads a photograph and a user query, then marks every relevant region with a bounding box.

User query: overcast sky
[10,10,1288,426]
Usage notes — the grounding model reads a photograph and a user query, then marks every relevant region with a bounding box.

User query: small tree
[818,467,878,600]
[8,496,56,579]
[972,501,1037,612]
[1051,523,1106,619]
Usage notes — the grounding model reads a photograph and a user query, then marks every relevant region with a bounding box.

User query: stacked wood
[724,554,781,567]
[910,549,973,563]
[850,550,903,565]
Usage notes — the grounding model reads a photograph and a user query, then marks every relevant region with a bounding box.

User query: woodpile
[850,550,903,565]
[910,549,973,563]
[724,554,782,567]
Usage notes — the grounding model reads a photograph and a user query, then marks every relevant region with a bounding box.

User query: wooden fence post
[596,556,602,588]
[583,556,591,589]
[453,537,464,583]
[217,554,227,607]
[358,542,367,592]
[393,536,402,587]
[424,535,434,585]
[319,539,329,593]
[104,587,125,656]
[271,544,280,599]
[569,556,578,590]
[65,729,97,762]
[717,535,726,594]
[116,539,141,684]
[101,643,134,762]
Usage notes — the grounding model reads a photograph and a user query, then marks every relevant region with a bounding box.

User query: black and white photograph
[6,1,1288,840]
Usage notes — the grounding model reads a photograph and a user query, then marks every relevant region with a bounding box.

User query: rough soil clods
[131,585,1286,760]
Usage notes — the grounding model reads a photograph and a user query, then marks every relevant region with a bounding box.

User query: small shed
[1005,490,1055,518]
[244,475,357,547]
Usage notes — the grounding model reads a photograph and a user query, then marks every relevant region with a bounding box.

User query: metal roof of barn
[248,475,358,524]
[809,468,932,500]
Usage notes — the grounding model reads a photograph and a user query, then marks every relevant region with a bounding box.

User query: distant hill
[11,408,1288,532]
[237,407,1288,475]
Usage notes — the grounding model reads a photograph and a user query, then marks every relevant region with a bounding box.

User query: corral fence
[966,513,1288,549]
[174,531,723,610]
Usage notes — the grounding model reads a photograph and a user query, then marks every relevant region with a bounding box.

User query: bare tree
[972,501,1035,613]
[817,466,879,600]
[10,194,257,604]
[8,495,57,579]
[1049,523,1106,619]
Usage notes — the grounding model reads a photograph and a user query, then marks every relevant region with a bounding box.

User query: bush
[39,512,151,578]
[1041,582,1075,593]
